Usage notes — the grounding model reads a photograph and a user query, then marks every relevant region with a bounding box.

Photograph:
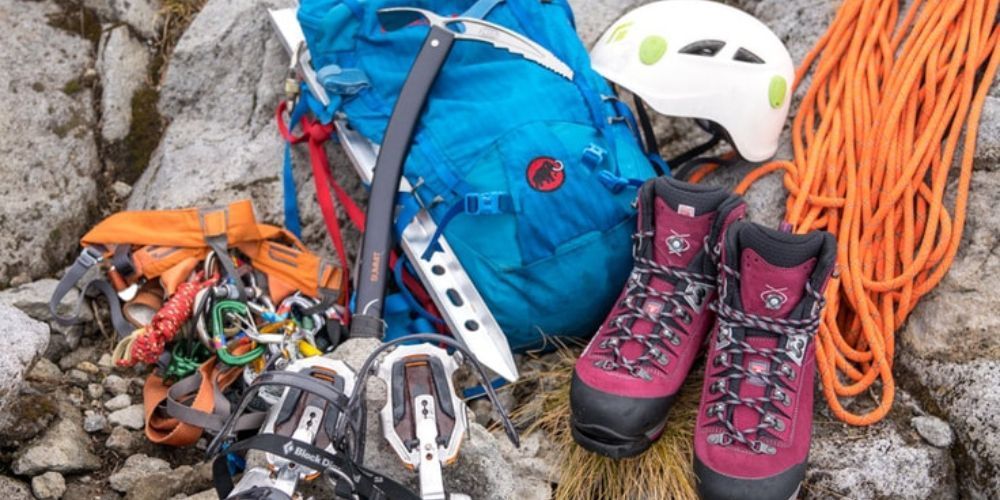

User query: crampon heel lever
[346,334,519,500]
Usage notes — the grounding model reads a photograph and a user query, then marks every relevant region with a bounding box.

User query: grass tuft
[513,344,702,500]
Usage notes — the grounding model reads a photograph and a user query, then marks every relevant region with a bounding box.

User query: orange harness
[699,0,1000,425]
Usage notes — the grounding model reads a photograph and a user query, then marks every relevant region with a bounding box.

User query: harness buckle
[77,247,104,268]
[463,192,507,216]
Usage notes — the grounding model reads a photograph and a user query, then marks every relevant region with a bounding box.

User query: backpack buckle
[464,192,507,215]
[582,143,606,168]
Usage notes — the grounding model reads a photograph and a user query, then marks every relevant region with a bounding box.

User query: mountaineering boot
[570,176,746,458]
[694,222,836,500]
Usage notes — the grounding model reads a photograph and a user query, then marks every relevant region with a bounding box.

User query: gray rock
[108,454,171,493]
[98,25,151,142]
[111,180,133,199]
[700,160,787,228]
[103,374,130,395]
[105,425,138,454]
[86,383,105,400]
[901,170,1000,363]
[31,471,66,499]
[128,0,350,259]
[112,0,163,40]
[12,406,101,475]
[899,355,1000,498]
[26,358,64,385]
[0,305,49,422]
[108,403,144,429]
[97,353,115,369]
[808,410,957,500]
[104,393,132,411]
[975,96,1000,171]
[912,416,955,449]
[58,345,98,371]
[0,0,101,286]
[66,368,89,386]
[0,476,31,498]
[83,410,108,433]
[0,279,92,328]
[180,490,219,500]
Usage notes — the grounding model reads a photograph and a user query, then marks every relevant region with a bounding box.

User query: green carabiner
[210,300,265,366]
[164,339,211,382]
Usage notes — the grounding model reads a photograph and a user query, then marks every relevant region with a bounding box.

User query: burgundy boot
[570,176,745,458]
[694,222,836,500]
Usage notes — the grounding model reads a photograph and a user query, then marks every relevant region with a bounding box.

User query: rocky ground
[0,0,996,498]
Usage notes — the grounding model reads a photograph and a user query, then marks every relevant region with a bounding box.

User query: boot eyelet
[715,352,730,366]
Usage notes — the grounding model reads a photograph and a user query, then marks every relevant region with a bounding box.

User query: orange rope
[729,0,1000,425]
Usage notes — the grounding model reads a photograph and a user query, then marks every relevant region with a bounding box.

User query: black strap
[49,247,134,339]
[631,94,659,158]
[205,235,248,302]
[112,244,136,278]
[213,434,418,500]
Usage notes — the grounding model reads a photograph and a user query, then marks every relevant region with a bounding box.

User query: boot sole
[570,416,666,459]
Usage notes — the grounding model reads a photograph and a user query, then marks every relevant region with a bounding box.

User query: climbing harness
[50,201,347,447]
[704,0,1000,425]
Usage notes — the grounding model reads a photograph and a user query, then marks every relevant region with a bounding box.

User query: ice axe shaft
[351,24,457,337]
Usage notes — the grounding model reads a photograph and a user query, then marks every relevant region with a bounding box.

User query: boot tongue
[738,248,816,320]
[651,197,714,269]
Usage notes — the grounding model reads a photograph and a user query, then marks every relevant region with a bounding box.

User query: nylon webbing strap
[200,206,247,302]
[49,247,134,339]
[164,370,265,433]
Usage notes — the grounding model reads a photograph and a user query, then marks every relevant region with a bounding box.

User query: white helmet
[590,0,794,162]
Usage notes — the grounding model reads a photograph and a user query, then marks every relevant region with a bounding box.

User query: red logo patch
[526,157,565,192]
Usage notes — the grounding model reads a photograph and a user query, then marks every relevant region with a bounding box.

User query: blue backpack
[294,0,660,350]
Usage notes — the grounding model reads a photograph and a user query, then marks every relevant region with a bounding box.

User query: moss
[31,82,45,92]
[0,394,58,448]
[46,0,102,49]
[50,110,87,139]
[62,77,84,95]
[103,85,164,185]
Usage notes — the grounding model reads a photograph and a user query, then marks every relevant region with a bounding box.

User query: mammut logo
[526,157,565,192]
[761,285,788,310]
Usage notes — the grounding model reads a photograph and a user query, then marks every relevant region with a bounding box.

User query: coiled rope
[722,0,1000,425]
[115,273,217,367]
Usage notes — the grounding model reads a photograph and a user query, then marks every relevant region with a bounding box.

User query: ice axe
[350,8,573,375]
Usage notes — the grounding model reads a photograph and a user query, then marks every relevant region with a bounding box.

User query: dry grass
[513,344,703,500]
[158,0,208,62]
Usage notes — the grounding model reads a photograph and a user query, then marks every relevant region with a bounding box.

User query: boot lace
[704,261,825,455]
[593,230,715,381]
